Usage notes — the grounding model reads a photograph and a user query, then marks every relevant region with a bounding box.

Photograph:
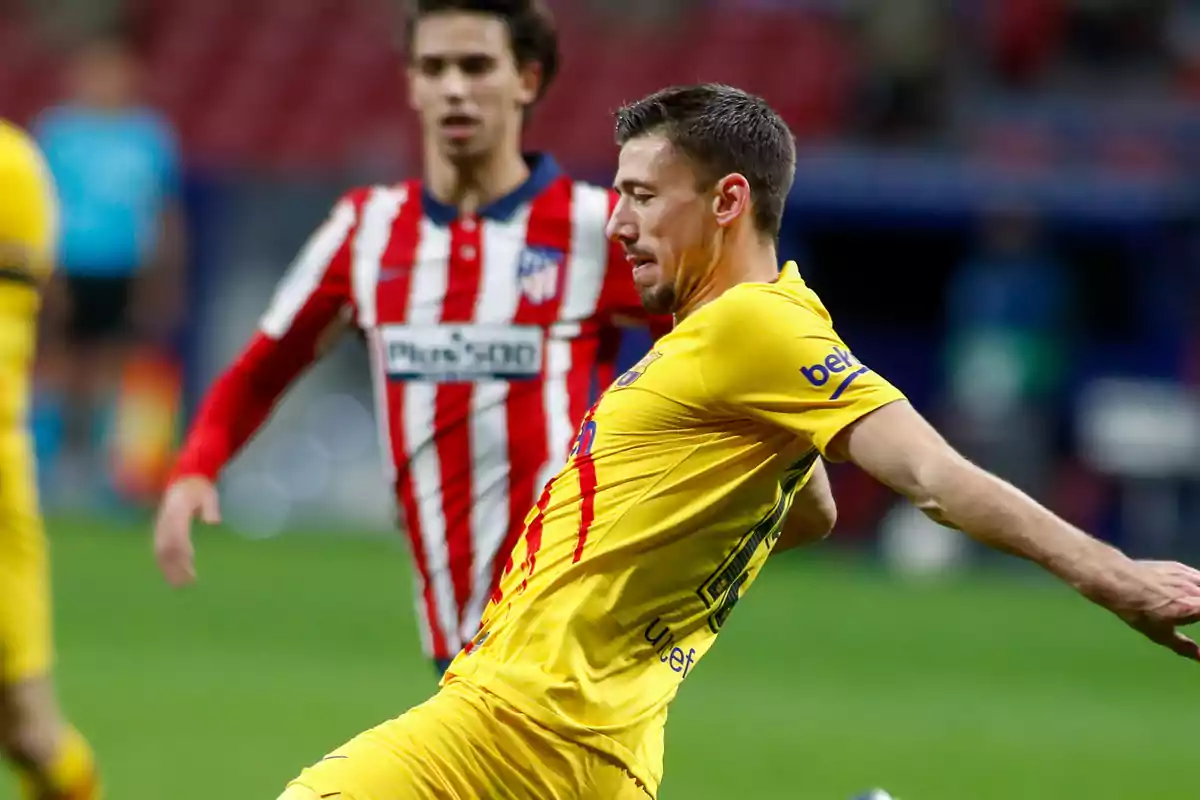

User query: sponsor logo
[517,245,563,305]
[643,617,698,679]
[380,324,542,382]
[800,345,869,400]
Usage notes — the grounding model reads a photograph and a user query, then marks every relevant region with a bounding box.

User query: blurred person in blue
[33,30,186,503]
[942,202,1074,499]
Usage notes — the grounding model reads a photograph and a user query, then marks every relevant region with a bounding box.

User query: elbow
[906,450,971,529]
[913,494,953,528]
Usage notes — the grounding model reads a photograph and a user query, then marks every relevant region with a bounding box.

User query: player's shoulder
[540,176,611,238]
[563,175,616,209]
[700,261,831,336]
[561,174,614,197]
[330,180,419,218]
[526,151,614,223]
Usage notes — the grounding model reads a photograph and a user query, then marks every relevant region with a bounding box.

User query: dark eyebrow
[414,51,495,65]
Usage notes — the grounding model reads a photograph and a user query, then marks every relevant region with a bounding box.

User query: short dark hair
[404,0,559,102]
[615,84,796,239]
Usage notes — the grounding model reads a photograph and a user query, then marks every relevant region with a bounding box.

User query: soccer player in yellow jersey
[0,120,101,800]
[279,85,1200,800]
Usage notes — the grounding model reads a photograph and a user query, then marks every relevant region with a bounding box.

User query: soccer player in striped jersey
[153,0,669,673]
[0,120,101,800]
[278,84,1200,800]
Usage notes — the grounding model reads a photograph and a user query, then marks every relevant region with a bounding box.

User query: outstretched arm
[154,191,364,586]
[826,400,1200,660]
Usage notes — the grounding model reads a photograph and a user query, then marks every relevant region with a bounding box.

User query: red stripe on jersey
[492,176,574,603]
[517,474,558,593]
[436,216,485,630]
[489,557,511,606]
[375,182,448,658]
[572,404,600,563]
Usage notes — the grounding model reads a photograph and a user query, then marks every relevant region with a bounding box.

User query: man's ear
[711,173,751,229]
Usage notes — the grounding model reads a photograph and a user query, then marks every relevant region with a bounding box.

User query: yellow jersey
[446,261,906,796]
[0,119,56,425]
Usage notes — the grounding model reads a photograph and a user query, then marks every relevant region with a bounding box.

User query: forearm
[170,333,309,481]
[916,455,1137,599]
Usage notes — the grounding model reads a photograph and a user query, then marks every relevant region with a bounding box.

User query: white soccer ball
[852,791,896,800]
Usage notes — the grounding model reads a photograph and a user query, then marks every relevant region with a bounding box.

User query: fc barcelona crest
[517,245,562,305]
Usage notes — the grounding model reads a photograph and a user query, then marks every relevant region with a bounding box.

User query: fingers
[1143,560,1200,587]
[1165,630,1200,662]
[152,480,220,587]
[153,504,198,587]
[1176,598,1200,626]
[200,489,222,526]
[154,527,196,588]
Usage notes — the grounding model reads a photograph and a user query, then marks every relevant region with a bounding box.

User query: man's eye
[460,56,495,75]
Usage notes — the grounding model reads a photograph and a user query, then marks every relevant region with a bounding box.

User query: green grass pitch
[9,518,1197,799]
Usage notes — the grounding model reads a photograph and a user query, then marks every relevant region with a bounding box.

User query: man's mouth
[439,113,479,140]
[628,254,657,282]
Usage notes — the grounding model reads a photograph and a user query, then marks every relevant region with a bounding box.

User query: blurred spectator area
[0,0,855,175]
[6,0,1200,177]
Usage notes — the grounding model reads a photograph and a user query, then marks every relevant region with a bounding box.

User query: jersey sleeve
[170,189,364,481]
[699,286,906,459]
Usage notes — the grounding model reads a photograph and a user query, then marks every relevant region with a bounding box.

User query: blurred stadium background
[4,0,1200,798]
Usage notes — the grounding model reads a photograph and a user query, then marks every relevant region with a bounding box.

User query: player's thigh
[0,427,51,686]
[287,687,476,800]
[289,680,646,800]
[482,689,648,799]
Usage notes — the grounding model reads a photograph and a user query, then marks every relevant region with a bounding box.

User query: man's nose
[606,204,634,243]
[440,66,468,99]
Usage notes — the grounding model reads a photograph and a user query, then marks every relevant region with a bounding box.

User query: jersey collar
[421,152,561,227]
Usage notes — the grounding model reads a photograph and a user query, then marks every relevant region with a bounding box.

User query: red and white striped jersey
[175,155,661,660]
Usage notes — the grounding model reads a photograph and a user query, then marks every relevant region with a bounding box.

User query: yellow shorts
[287,677,648,800]
[0,427,51,683]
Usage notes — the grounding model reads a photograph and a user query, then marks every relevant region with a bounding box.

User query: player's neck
[676,236,780,320]
[425,148,530,215]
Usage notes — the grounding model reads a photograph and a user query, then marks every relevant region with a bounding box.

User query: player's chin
[438,136,486,160]
[637,283,676,315]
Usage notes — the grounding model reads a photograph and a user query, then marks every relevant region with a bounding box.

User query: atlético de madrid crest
[517,245,562,305]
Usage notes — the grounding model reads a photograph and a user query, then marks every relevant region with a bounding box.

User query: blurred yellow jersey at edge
[447,260,907,796]
[0,119,56,424]
[0,120,56,285]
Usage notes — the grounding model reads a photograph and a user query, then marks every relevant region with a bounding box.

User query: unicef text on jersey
[381,324,544,382]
